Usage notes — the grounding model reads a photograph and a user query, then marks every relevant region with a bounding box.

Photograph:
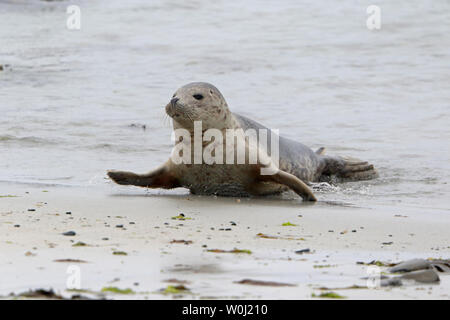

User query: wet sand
[0,182,449,299]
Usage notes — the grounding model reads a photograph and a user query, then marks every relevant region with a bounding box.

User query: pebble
[28,209,36,212]
[62,231,76,236]
[295,248,310,254]
[389,259,430,273]
[116,224,123,228]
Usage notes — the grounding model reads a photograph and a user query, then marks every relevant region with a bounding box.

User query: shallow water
[1,0,449,210]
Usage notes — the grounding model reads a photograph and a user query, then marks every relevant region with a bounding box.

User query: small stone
[295,248,310,254]
[66,212,72,215]
[102,237,109,241]
[400,269,440,283]
[116,224,123,228]
[389,259,430,273]
[381,278,403,287]
[28,209,36,212]
[62,231,76,236]
[14,224,20,228]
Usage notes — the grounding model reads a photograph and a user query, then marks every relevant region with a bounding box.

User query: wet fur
[108,82,377,201]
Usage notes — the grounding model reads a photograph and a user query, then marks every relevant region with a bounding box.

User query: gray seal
[108,82,377,201]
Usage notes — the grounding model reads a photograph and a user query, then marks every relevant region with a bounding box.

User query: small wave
[0,179,76,188]
[84,143,158,153]
[0,135,55,146]
[310,182,340,193]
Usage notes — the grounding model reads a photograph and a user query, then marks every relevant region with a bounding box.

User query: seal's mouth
[165,98,194,122]
[165,97,179,118]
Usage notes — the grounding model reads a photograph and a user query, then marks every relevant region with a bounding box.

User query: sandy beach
[1,182,448,299]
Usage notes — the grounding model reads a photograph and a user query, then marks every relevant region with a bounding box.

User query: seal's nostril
[171,97,179,107]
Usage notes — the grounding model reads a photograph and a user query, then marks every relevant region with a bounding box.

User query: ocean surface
[1,0,449,210]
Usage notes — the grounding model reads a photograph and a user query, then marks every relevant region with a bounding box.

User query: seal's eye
[193,94,203,100]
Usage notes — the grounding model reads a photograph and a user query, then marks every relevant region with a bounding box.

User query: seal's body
[108,82,377,201]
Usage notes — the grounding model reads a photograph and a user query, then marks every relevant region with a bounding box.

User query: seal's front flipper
[107,170,138,185]
[261,170,317,201]
[321,156,378,182]
[107,165,179,189]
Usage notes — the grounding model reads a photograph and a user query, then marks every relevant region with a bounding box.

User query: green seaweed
[112,251,128,256]
[357,260,395,267]
[312,292,345,299]
[207,248,252,254]
[72,241,88,247]
[101,287,135,294]
[171,214,191,220]
[281,222,297,226]
[162,285,190,294]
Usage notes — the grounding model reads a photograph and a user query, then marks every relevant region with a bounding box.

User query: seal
[107,82,377,201]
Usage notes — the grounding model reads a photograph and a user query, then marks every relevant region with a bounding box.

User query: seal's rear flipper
[321,156,378,182]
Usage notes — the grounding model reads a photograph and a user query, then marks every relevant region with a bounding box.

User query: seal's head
[166,82,232,130]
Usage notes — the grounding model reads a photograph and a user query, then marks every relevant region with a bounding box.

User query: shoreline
[0,182,449,299]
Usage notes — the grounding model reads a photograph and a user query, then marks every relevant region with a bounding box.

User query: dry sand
[0,182,449,299]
